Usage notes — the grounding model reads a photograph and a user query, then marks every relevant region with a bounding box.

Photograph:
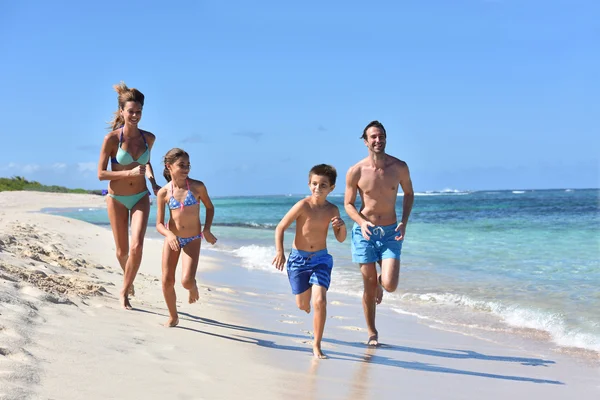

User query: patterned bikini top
[168,179,199,210]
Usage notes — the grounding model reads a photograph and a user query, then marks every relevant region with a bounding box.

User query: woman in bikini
[155,148,217,327]
[97,82,161,310]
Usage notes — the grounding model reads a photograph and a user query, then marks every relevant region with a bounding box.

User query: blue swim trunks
[351,223,403,264]
[287,248,333,295]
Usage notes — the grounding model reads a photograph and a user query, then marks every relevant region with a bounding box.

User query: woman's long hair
[108,82,145,130]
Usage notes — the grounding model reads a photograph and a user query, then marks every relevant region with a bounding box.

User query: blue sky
[1,0,598,196]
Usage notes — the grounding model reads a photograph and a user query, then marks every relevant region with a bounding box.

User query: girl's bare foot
[313,346,328,359]
[188,285,200,304]
[164,317,179,327]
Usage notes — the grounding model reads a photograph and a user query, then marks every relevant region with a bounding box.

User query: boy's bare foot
[188,285,200,304]
[304,305,311,314]
[367,332,379,346]
[375,284,383,305]
[128,284,135,297]
[313,346,328,359]
[164,317,179,327]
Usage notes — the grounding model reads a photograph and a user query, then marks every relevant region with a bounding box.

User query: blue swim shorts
[287,248,333,295]
[351,223,403,264]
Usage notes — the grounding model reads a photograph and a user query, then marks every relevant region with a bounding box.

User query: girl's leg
[311,285,327,359]
[162,239,181,326]
[180,238,201,304]
[106,196,132,308]
[120,194,150,309]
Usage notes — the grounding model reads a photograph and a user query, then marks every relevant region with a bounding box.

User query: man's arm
[399,164,414,225]
[344,165,374,240]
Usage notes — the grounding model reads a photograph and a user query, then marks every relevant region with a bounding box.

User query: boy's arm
[155,188,179,251]
[197,181,217,245]
[331,206,347,243]
[272,201,304,270]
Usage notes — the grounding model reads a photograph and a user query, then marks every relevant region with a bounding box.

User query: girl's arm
[97,134,144,181]
[155,187,179,251]
[197,182,217,244]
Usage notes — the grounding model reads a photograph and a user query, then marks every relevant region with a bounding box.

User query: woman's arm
[97,134,144,181]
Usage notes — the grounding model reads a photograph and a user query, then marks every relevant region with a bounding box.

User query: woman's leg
[106,196,133,307]
[180,238,201,304]
[120,193,150,309]
[162,239,180,326]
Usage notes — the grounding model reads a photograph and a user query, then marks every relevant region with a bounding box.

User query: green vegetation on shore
[0,176,103,195]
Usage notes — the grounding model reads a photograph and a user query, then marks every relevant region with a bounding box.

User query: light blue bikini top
[111,127,150,165]
[168,179,199,210]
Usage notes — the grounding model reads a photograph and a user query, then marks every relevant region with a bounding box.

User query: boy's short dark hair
[361,120,386,140]
[309,164,337,186]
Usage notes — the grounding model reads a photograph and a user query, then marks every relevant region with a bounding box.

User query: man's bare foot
[367,332,379,346]
[188,285,200,304]
[313,346,328,359]
[128,284,135,297]
[120,292,133,310]
[375,284,383,305]
[164,317,179,327]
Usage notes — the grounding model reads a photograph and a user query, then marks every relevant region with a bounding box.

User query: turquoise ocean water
[46,189,600,355]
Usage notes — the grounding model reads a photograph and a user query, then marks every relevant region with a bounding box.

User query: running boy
[272,164,347,359]
[156,148,217,327]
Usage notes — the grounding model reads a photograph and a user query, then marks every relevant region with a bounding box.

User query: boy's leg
[311,285,327,359]
[162,240,181,327]
[360,262,379,345]
[181,238,201,304]
[295,287,312,313]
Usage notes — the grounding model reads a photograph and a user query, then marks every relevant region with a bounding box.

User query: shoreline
[1,191,599,399]
[41,201,600,360]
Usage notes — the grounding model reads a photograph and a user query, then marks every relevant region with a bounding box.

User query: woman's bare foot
[120,291,133,310]
[164,317,179,327]
[128,284,135,297]
[313,346,328,359]
[188,285,200,304]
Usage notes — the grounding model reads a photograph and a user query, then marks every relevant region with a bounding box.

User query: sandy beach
[0,191,598,400]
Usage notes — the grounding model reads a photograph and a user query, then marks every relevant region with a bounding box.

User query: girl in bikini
[97,82,161,310]
[155,148,217,327]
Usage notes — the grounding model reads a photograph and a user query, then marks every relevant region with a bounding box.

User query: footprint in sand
[244,291,259,297]
[278,320,302,324]
[280,314,298,318]
[330,316,352,320]
[338,326,365,332]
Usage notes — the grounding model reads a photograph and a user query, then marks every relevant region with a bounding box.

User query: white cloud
[52,163,67,172]
[77,162,96,173]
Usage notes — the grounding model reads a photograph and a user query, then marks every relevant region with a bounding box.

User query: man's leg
[360,262,379,345]
[380,258,400,293]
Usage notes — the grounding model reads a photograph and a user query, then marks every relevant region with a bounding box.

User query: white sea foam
[400,292,600,352]
[512,190,525,194]
[231,245,279,274]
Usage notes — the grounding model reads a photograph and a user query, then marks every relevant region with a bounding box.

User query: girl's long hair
[163,148,190,182]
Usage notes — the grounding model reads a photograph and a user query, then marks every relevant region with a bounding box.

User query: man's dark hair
[308,164,337,186]
[361,120,386,140]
